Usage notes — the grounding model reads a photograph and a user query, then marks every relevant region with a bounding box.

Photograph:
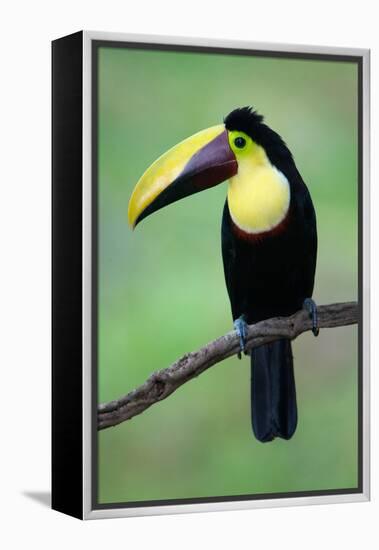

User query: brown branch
[98,301,358,430]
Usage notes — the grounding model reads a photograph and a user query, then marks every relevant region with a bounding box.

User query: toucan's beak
[128,125,237,228]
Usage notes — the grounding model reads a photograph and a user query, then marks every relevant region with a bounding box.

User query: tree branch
[98,301,358,430]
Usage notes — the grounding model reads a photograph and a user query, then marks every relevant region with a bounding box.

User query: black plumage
[222,107,317,442]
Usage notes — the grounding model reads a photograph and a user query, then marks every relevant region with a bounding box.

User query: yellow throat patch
[227,134,290,234]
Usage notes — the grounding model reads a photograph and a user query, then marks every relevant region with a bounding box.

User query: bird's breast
[227,163,290,239]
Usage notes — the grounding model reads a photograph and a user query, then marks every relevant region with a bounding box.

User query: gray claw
[303,298,319,337]
[234,316,248,359]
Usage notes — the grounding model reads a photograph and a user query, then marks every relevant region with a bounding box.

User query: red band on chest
[231,211,291,243]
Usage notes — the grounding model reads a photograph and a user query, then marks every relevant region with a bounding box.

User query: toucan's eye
[234,136,246,149]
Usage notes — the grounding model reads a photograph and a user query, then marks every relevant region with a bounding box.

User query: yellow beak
[128,124,237,228]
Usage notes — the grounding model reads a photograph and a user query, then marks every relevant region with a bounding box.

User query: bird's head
[128,107,291,229]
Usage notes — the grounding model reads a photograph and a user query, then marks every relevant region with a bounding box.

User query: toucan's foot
[303,298,319,337]
[234,315,248,359]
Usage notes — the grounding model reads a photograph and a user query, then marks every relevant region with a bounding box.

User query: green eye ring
[234,136,246,149]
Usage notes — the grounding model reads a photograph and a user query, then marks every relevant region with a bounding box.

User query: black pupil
[234,137,246,148]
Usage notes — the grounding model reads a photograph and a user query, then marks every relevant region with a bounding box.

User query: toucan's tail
[250,339,297,442]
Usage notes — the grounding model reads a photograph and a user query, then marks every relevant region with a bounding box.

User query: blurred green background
[97,46,358,504]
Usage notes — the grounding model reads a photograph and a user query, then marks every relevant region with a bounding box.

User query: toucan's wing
[293,175,318,300]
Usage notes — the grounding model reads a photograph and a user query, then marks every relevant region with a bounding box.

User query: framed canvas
[52,31,370,520]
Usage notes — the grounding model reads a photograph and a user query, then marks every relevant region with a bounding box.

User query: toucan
[128,107,318,442]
